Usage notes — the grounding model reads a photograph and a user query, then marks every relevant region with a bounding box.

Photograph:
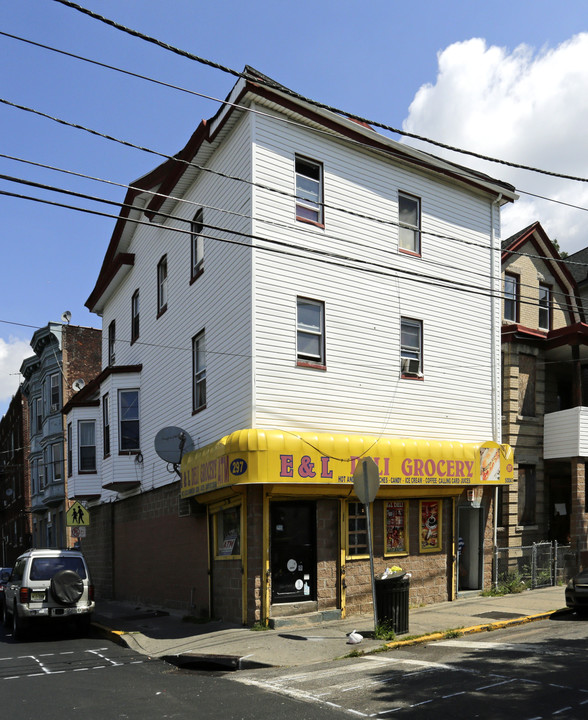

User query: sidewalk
[92,585,569,670]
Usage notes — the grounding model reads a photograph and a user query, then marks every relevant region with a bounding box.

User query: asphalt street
[234,614,588,719]
[0,622,342,720]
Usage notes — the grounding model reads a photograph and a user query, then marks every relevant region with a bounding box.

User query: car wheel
[12,603,27,641]
[50,570,84,605]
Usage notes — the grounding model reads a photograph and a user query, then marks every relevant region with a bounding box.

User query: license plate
[31,591,46,602]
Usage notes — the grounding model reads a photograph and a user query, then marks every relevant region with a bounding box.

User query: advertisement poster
[385,500,408,554]
[420,500,442,553]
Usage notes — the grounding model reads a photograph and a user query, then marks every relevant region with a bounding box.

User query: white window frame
[539,283,551,330]
[297,297,325,366]
[67,423,72,477]
[398,192,421,255]
[119,389,140,453]
[103,393,110,457]
[35,397,42,433]
[50,373,60,412]
[108,320,116,365]
[295,156,323,225]
[401,317,423,377]
[52,443,63,480]
[131,289,140,342]
[192,331,207,412]
[157,255,168,314]
[504,273,518,323]
[191,208,204,280]
[78,420,97,473]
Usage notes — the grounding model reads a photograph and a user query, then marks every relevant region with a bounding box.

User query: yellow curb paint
[383,608,565,650]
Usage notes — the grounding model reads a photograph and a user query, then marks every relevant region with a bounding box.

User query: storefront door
[457,506,483,592]
[270,501,316,603]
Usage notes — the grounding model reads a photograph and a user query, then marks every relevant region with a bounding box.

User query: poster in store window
[385,500,408,555]
[419,500,442,553]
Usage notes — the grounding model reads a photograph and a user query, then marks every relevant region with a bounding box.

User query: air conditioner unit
[50,403,59,412]
[401,357,421,375]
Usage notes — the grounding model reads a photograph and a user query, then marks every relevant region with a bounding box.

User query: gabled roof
[564,247,588,286]
[501,220,584,324]
[87,66,518,314]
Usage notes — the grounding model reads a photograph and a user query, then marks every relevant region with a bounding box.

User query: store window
[385,500,409,555]
[215,505,241,557]
[419,500,442,553]
[347,501,368,557]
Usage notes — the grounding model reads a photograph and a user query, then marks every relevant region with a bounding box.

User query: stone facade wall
[344,498,453,615]
[501,340,547,546]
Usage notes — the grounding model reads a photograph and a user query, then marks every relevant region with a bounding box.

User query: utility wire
[1,169,583,318]
[53,0,588,185]
[3,31,588,222]
[2,184,584,323]
[4,95,588,284]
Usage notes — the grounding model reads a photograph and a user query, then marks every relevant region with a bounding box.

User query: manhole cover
[475,611,525,620]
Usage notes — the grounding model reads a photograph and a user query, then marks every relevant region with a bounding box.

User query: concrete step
[269,609,342,629]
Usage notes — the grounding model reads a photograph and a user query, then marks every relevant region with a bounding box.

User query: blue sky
[2,0,588,414]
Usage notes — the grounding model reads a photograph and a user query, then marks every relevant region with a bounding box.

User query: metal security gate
[493,541,578,590]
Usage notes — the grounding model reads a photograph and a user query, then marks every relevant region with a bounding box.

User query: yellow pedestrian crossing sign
[66,501,90,527]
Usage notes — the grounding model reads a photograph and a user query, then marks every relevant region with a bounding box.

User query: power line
[5,31,588,225]
[2,182,584,325]
[1,163,584,317]
[53,0,588,185]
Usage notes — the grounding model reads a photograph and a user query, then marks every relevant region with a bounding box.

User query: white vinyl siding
[94,111,253,496]
[250,106,498,440]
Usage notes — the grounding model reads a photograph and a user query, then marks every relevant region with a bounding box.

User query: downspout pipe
[491,193,503,552]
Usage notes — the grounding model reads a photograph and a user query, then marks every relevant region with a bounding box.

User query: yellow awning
[180,429,514,498]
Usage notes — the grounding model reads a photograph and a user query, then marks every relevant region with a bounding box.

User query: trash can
[375,574,410,634]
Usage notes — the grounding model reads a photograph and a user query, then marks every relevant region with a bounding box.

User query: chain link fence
[493,541,578,591]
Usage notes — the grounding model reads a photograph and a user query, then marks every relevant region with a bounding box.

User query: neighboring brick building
[501,222,588,565]
[0,389,31,566]
[20,322,101,549]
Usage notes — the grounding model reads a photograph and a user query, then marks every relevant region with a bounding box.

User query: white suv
[2,549,95,639]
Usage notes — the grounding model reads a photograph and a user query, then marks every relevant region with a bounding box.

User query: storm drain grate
[475,611,525,620]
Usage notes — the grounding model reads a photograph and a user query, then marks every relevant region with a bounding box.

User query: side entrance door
[457,506,484,592]
[270,501,316,604]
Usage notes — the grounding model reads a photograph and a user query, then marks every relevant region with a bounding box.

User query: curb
[382,607,569,651]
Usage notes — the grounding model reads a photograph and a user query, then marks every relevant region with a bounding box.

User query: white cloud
[0,337,32,415]
[402,34,588,253]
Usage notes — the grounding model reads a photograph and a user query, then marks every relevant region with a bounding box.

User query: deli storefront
[180,429,514,626]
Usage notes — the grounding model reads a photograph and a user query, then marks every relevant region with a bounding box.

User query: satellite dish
[72,378,85,392]
[61,310,72,324]
[154,426,195,465]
